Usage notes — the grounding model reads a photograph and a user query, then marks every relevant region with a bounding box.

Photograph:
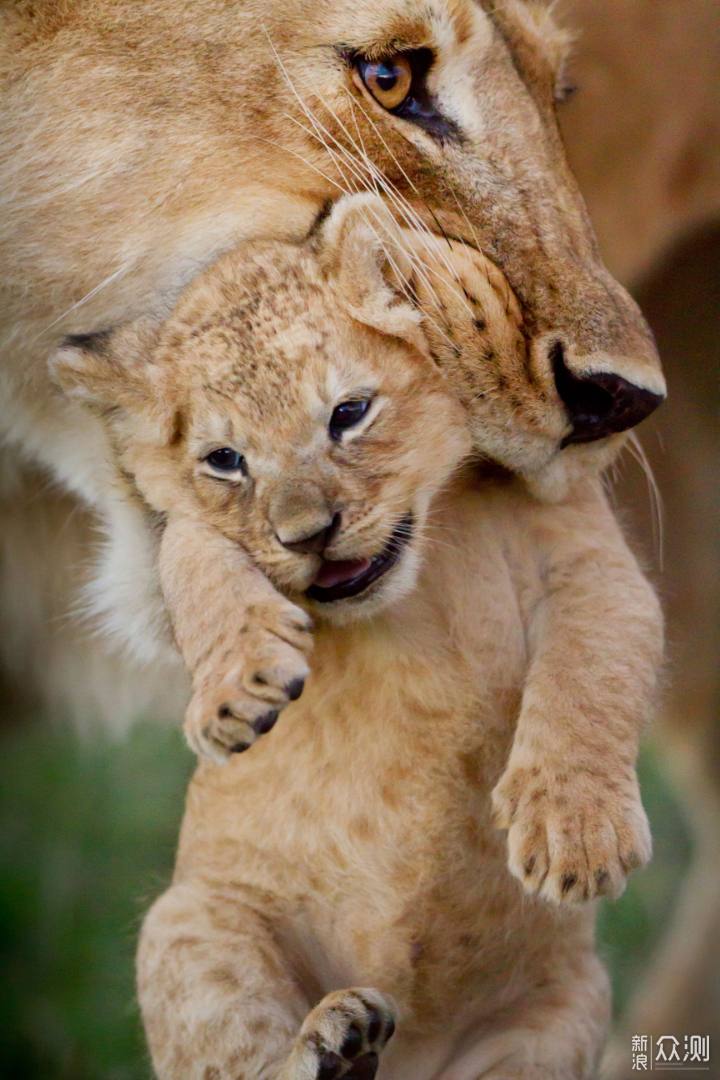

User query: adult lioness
[0,0,665,722]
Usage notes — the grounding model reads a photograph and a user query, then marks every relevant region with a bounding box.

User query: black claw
[594,868,610,889]
[341,1023,364,1060]
[317,1051,344,1080]
[345,1052,379,1080]
[561,873,578,895]
[253,710,280,735]
[229,741,251,754]
[286,677,306,702]
[365,1008,381,1045]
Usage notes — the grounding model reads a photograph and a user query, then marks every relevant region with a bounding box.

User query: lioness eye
[357,56,412,110]
[351,50,457,143]
[205,448,247,474]
[329,399,371,441]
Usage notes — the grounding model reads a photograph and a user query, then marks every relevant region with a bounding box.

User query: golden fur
[2,0,717,1065]
[0,0,665,726]
[55,195,663,1078]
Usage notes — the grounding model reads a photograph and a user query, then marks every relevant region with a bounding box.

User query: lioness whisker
[280,109,459,346]
[278,125,445,327]
[35,263,130,342]
[343,90,464,261]
[250,136,353,198]
[625,431,664,570]
[282,70,473,317]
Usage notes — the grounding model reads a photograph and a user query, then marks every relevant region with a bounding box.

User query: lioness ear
[50,318,174,440]
[320,193,429,356]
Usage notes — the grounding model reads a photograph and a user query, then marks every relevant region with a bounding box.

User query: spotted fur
[54,195,663,1078]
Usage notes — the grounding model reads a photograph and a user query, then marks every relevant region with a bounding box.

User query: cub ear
[319,193,429,356]
[50,320,159,405]
[50,319,175,440]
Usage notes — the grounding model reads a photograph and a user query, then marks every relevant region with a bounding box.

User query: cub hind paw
[283,989,396,1080]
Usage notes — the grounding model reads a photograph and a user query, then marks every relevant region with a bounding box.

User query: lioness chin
[55,195,662,1079]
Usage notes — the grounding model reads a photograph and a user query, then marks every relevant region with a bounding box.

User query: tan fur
[55,196,663,1078]
[0,0,665,725]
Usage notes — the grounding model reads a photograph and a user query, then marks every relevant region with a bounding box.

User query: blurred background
[0,1,718,1077]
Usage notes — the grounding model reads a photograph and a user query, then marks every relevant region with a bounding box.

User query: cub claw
[286,677,306,702]
[183,595,313,761]
[253,709,281,735]
[345,1053,379,1080]
[283,988,395,1080]
[229,740,251,755]
[492,759,651,904]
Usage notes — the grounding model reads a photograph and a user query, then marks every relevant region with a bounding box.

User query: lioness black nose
[281,513,341,555]
[551,342,664,448]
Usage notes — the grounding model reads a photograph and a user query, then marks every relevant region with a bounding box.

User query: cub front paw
[491,761,652,904]
[184,597,313,762]
[282,989,396,1080]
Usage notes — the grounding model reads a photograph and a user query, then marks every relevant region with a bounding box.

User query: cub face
[50,192,634,622]
[159,255,469,619]
[53,197,472,621]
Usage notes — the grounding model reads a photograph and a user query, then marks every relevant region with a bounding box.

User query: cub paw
[491,760,652,904]
[184,597,313,762]
[283,989,396,1080]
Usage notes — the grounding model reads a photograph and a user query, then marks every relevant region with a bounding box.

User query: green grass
[0,719,691,1079]
[0,720,192,1080]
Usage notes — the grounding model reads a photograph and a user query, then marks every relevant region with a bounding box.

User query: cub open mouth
[306,514,414,603]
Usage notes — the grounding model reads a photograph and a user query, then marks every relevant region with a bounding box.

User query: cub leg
[159,515,313,761]
[137,883,396,1080]
[440,952,610,1080]
[492,483,662,905]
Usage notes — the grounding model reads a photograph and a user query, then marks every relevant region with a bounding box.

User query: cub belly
[172,483,597,1031]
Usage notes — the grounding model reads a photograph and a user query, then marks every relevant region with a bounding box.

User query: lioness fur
[0,0,665,727]
[54,195,663,1078]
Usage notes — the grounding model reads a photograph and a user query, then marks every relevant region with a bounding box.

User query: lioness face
[13,0,665,489]
[261,0,666,445]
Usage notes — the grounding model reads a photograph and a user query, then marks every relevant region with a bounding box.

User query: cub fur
[55,195,662,1078]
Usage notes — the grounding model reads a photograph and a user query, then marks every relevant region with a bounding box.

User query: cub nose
[280,512,341,556]
[551,342,665,448]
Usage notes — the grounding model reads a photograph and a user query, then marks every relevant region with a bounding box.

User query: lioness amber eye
[329,399,371,441]
[205,448,246,473]
[358,57,412,110]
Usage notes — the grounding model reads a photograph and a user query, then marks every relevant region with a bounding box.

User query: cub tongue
[313,557,372,590]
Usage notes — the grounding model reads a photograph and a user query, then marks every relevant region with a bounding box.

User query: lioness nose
[551,342,664,448]
[280,513,341,556]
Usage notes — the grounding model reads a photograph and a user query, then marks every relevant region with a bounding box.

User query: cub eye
[356,55,412,110]
[329,399,372,441]
[205,448,247,475]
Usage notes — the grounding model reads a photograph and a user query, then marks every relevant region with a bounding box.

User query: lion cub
[53,196,662,1079]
